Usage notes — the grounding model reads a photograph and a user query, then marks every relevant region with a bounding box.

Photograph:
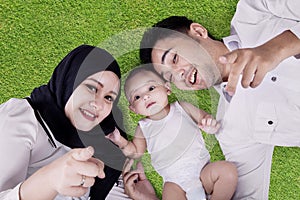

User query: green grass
[0,1,299,199]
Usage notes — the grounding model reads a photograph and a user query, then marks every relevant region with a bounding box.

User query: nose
[143,93,150,101]
[90,97,103,111]
[173,67,185,81]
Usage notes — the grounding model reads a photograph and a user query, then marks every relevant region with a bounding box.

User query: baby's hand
[105,128,121,144]
[198,117,220,134]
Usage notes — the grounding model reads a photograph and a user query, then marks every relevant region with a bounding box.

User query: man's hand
[219,46,278,96]
[220,30,300,96]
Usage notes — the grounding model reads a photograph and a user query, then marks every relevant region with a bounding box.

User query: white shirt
[216,0,300,147]
[0,98,89,200]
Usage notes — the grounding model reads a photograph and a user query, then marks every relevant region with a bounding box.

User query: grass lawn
[0,0,299,199]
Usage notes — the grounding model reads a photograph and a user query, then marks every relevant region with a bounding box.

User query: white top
[0,98,89,200]
[216,0,300,147]
[139,101,210,171]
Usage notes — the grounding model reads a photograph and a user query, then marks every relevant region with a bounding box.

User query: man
[137,0,300,199]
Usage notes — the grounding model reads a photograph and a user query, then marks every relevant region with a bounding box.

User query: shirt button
[268,120,273,125]
[271,76,277,82]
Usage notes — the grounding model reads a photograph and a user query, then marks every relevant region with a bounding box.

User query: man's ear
[165,82,172,95]
[189,23,208,39]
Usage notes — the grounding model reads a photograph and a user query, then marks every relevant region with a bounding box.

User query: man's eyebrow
[161,48,172,64]
[88,78,118,96]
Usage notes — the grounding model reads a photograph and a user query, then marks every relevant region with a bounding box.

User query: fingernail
[86,146,94,156]
[219,56,227,63]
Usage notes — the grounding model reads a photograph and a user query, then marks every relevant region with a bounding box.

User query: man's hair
[140,16,193,64]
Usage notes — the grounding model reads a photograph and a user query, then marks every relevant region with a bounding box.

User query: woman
[0,45,127,199]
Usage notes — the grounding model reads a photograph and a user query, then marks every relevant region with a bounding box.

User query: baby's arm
[106,126,146,158]
[179,101,220,134]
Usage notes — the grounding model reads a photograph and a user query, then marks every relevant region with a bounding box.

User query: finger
[136,162,146,181]
[72,175,95,187]
[250,69,267,88]
[88,157,105,178]
[206,118,212,126]
[124,174,138,196]
[223,52,247,95]
[216,123,221,130]
[72,146,94,162]
[124,173,138,186]
[201,118,207,126]
[241,63,257,88]
[123,168,142,184]
[211,119,217,127]
[123,158,134,175]
[62,187,89,197]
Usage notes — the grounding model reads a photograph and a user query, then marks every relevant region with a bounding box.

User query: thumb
[72,146,94,161]
[219,51,238,64]
[136,162,147,181]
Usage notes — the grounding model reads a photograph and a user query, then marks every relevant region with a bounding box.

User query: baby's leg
[162,182,186,200]
[200,161,238,200]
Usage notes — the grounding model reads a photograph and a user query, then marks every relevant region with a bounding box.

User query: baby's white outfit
[139,101,210,200]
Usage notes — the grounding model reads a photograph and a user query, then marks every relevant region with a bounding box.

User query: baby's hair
[124,65,166,100]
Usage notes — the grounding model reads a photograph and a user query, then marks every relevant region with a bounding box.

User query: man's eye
[173,53,178,64]
[105,95,114,102]
[86,84,97,93]
[149,86,155,91]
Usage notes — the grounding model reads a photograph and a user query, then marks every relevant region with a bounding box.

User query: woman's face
[65,71,120,131]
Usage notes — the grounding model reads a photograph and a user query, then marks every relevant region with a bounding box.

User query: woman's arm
[20,147,104,200]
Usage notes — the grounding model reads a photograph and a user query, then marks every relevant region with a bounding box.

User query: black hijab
[29,45,126,199]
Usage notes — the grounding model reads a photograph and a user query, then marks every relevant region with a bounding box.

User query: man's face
[151,35,221,90]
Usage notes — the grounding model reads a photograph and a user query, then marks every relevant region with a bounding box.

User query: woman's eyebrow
[87,78,118,96]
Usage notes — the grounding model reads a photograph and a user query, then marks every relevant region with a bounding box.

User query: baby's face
[126,71,170,117]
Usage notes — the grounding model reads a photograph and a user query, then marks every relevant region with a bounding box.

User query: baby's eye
[86,84,97,93]
[134,95,140,101]
[149,86,155,91]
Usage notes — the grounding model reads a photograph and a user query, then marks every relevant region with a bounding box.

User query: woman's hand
[20,146,105,200]
[122,159,158,200]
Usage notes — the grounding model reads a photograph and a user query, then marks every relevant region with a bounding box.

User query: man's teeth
[190,69,197,84]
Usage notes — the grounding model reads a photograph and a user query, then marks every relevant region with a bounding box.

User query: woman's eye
[105,95,114,102]
[149,86,155,91]
[86,84,97,93]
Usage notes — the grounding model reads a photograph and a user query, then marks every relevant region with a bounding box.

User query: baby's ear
[129,104,136,112]
[165,82,172,95]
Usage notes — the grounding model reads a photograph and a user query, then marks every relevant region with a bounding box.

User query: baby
[106,66,237,200]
